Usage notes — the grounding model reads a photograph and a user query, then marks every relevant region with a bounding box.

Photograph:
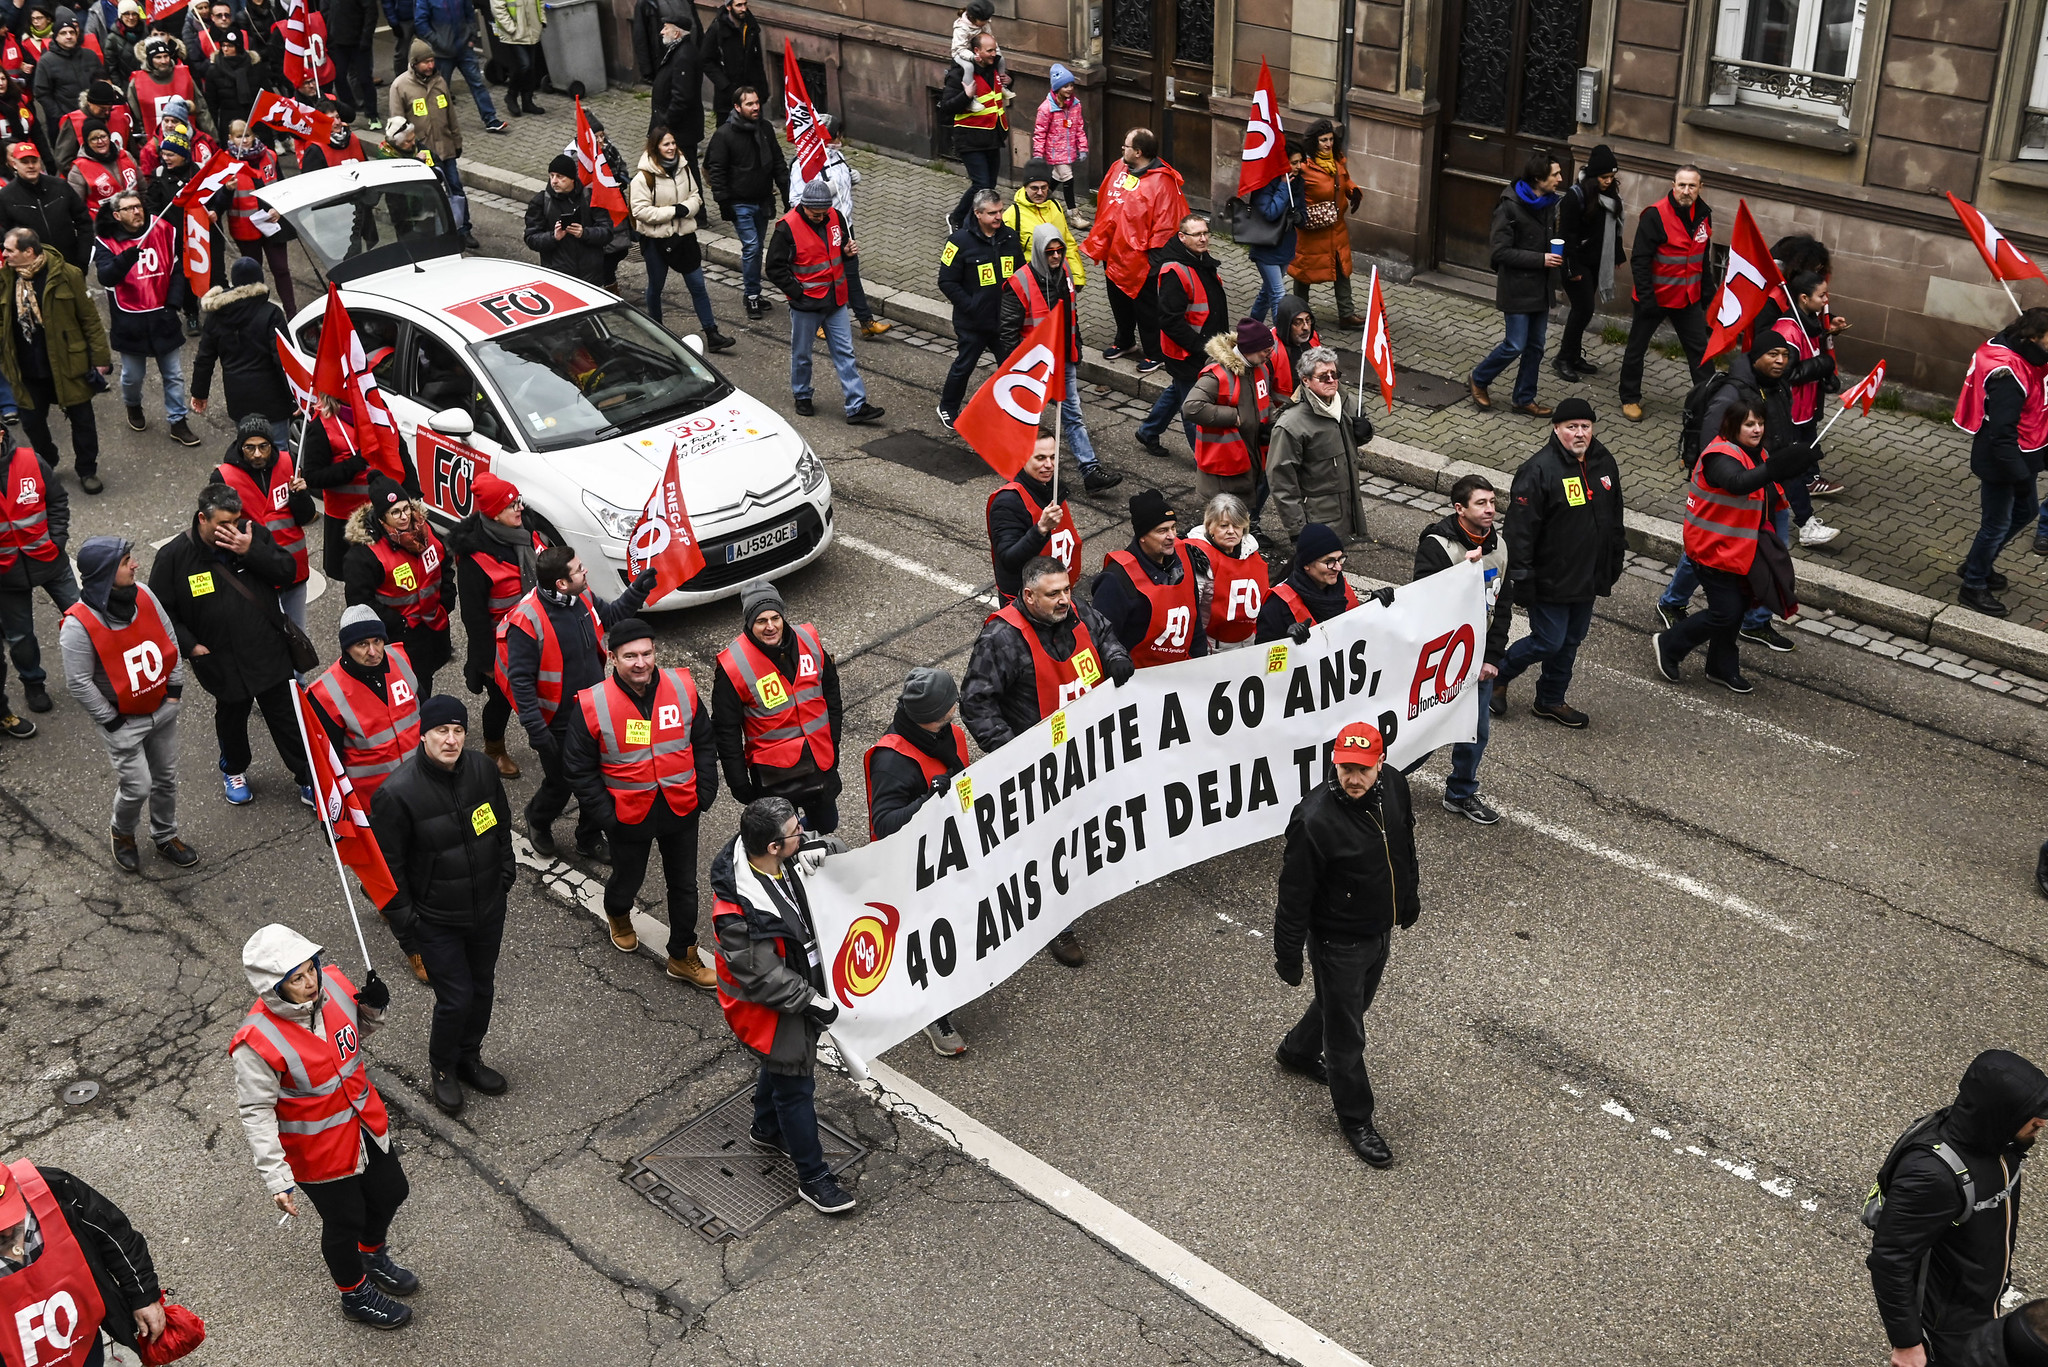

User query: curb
[461,159,2048,684]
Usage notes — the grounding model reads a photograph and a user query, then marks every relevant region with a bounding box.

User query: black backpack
[1678,371,1734,473]
[1861,1108,1976,1232]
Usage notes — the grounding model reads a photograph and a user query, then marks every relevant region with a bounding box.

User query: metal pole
[290,682,376,972]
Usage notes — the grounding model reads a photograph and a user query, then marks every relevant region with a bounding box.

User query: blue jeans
[0,558,79,688]
[1446,679,1491,800]
[1472,311,1549,408]
[435,46,499,124]
[732,202,767,301]
[641,240,718,333]
[953,147,1000,226]
[752,1066,831,1187]
[120,346,187,423]
[1965,477,2041,590]
[1249,260,1286,324]
[1493,598,1593,708]
[791,306,866,415]
[1058,368,1100,472]
[1137,369,1198,450]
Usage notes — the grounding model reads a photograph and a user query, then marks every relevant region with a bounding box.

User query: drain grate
[621,1083,867,1242]
[1386,366,1475,411]
[859,430,992,485]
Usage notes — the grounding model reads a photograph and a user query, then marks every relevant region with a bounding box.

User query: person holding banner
[709,796,858,1216]
[986,429,1082,604]
[1254,521,1359,644]
[59,534,197,869]
[1272,720,1419,1168]
[997,221,1117,491]
[230,922,420,1329]
[1091,485,1208,666]
[94,188,198,445]
[1413,475,1512,824]
[1184,492,1267,649]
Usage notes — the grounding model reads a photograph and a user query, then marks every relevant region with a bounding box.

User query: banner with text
[807,563,1487,1064]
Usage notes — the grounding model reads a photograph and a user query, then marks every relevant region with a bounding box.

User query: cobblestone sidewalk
[459,82,2029,626]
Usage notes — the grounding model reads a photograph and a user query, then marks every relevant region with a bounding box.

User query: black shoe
[1102,343,1135,361]
[80,474,103,495]
[1,708,35,738]
[2036,841,2048,899]
[1530,701,1589,728]
[575,833,611,864]
[1274,1047,1328,1084]
[521,97,546,115]
[1048,929,1085,966]
[747,1124,789,1155]
[360,1246,420,1296]
[460,229,480,251]
[24,682,50,712]
[705,330,737,352]
[794,397,815,417]
[1656,601,1688,629]
[168,418,201,447]
[2034,532,2048,556]
[1082,466,1123,493]
[1711,672,1756,695]
[1960,564,2010,591]
[525,816,557,856]
[846,403,886,425]
[1572,356,1602,375]
[155,837,199,868]
[935,405,956,431]
[1137,435,1170,459]
[799,1174,857,1214]
[125,403,146,431]
[1960,585,2011,618]
[340,1280,413,1329]
[1488,683,1506,717]
[1342,1121,1394,1168]
[111,829,139,873]
[1442,794,1501,825]
[1549,359,1580,385]
[431,1068,464,1116]
[456,1057,507,1095]
[1651,631,1681,683]
[483,118,511,134]
[1135,359,1162,375]
[1738,624,1797,653]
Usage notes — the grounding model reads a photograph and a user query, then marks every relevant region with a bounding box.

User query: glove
[1108,653,1134,687]
[101,714,125,732]
[1275,951,1303,987]
[716,200,732,222]
[1397,906,1418,930]
[1347,187,1362,213]
[927,773,950,796]
[356,969,390,1011]
[1373,586,1396,609]
[1351,413,1375,446]
[803,994,840,1029]
[1287,620,1311,645]
[464,668,485,696]
[631,567,658,596]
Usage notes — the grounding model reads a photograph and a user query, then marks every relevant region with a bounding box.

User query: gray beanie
[899,667,959,725]
[338,603,386,650]
[740,579,787,632]
[799,178,833,207]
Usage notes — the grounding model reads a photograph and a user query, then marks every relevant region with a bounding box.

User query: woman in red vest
[1185,492,1268,650]
[343,473,453,694]
[1652,401,1816,692]
[231,922,418,1330]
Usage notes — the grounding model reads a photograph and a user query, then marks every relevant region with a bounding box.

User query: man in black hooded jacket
[1869,1049,2048,1367]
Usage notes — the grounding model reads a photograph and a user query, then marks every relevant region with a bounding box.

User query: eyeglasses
[240,440,272,452]
[1316,553,1345,568]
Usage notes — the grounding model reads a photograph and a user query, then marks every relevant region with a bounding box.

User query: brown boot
[407,953,429,983]
[484,738,520,779]
[608,914,638,952]
[666,944,716,989]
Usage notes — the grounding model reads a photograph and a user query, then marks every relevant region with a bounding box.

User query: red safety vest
[1637,197,1710,309]
[781,206,848,308]
[993,602,1102,715]
[129,64,197,130]
[1955,339,2048,453]
[307,643,420,800]
[1004,266,1079,362]
[69,149,137,218]
[59,104,132,156]
[62,589,178,715]
[96,214,175,316]
[226,964,391,1185]
[1201,541,1269,644]
[985,480,1080,586]
[215,454,307,585]
[314,410,368,520]
[1682,436,1777,574]
[1771,315,1822,426]
[0,1162,106,1367]
[578,667,702,824]
[716,625,835,772]
[0,445,58,572]
[862,724,968,840]
[711,895,787,1055]
[951,68,1007,132]
[492,588,604,726]
[1271,331,1319,395]
[368,530,447,632]
[466,532,543,625]
[1271,576,1360,624]
[1192,361,1272,476]
[305,134,367,170]
[227,148,281,242]
[1156,260,1210,361]
[1105,544,1199,668]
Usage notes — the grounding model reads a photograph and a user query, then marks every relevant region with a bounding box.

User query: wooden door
[1434,0,1588,272]
[1103,0,1215,207]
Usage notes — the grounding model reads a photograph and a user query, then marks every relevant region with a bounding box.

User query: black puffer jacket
[1272,768,1420,953]
[703,108,784,213]
[1488,182,1557,315]
[0,169,91,267]
[1869,1050,2048,1360]
[369,745,516,932]
[959,600,1132,752]
[1504,435,1626,603]
[866,705,966,839]
[23,1166,161,1352]
[191,281,292,423]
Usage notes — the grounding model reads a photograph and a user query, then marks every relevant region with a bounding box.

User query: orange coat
[1288,154,1358,285]
[1084,158,1190,296]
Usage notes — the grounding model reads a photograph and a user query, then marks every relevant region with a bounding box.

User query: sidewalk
[442,83,2047,666]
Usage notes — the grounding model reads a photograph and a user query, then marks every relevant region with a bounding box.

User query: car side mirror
[682,333,704,356]
[428,407,474,438]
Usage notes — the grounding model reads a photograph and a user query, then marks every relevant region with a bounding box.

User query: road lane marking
[1588,663,1857,759]
[1570,1086,1821,1214]
[834,532,995,604]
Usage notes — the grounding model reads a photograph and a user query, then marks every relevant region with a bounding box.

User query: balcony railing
[1708,56,1857,117]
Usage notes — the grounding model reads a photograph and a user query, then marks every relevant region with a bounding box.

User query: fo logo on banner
[631,519,670,561]
[993,344,1057,424]
[831,901,900,1006]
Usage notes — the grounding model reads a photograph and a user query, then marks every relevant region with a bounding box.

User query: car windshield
[472,305,730,452]
[285,182,455,275]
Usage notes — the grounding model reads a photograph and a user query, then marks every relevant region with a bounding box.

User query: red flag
[1840,359,1887,415]
[956,302,1068,480]
[172,147,240,212]
[573,96,627,227]
[181,201,211,298]
[1361,268,1396,414]
[1947,192,2046,285]
[626,442,708,606]
[782,40,830,186]
[294,683,399,909]
[250,89,337,148]
[1234,59,1287,199]
[1704,201,1789,360]
[276,334,314,409]
[312,282,405,481]
[146,0,187,18]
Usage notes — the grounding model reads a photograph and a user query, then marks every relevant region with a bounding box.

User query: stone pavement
[446,83,2032,626]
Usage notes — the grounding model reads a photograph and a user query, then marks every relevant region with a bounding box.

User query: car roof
[339,256,617,343]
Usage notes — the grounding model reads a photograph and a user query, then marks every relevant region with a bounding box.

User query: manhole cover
[1388,367,1474,411]
[860,430,992,485]
[622,1084,866,1242]
[61,1080,99,1105]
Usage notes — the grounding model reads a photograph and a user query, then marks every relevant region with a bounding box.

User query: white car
[256,157,834,609]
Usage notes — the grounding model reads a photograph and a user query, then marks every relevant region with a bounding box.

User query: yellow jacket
[1002,186,1085,289]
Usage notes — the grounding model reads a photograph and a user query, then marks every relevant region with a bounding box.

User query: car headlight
[797,443,825,494]
[581,490,641,541]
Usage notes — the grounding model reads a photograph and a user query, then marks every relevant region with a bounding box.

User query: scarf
[1596,189,1620,302]
[539,584,574,608]
[480,514,538,589]
[14,255,43,337]
[1513,180,1559,209]
[1311,152,1339,178]
[105,583,138,624]
[1300,381,1343,422]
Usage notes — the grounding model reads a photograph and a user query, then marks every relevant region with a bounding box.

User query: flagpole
[1357,266,1376,409]
[290,682,376,972]
[1816,402,1850,441]
[2000,276,2024,314]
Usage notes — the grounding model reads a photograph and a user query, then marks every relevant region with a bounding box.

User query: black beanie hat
[418,695,467,733]
[1748,334,1793,365]
[1294,522,1342,564]
[606,617,654,652]
[548,153,579,179]
[1128,487,1173,535]
[1549,396,1596,425]
[366,472,409,520]
[1584,143,1618,177]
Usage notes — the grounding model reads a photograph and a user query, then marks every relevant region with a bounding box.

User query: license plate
[724,520,798,564]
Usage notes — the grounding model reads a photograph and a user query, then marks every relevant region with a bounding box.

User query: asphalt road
[3,185,2045,1367]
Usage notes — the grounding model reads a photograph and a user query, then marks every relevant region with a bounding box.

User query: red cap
[0,1167,26,1229]
[471,470,519,519]
[7,142,36,162]
[1332,721,1384,765]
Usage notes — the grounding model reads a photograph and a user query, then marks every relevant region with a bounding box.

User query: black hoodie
[1869,1050,2048,1356]
[866,704,965,839]
[986,468,1062,603]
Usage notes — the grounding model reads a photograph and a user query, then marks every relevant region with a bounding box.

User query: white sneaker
[1798,516,1840,547]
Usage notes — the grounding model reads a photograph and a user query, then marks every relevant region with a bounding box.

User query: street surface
[3,142,2045,1367]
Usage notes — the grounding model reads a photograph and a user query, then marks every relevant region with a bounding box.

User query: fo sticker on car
[447,281,595,335]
